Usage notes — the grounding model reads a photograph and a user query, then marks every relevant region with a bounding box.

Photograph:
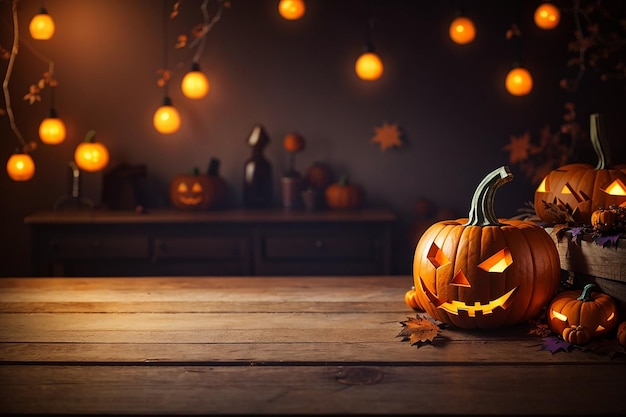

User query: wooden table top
[0,276,624,415]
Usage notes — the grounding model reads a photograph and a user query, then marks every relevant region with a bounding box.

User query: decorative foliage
[552,204,626,249]
[371,122,402,151]
[397,314,443,347]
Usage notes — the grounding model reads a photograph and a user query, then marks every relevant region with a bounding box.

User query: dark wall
[1,0,625,277]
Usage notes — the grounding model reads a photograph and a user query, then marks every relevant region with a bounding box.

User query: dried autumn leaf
[176,34,188,48]
[371,122,403,151]
[397,315,441,347]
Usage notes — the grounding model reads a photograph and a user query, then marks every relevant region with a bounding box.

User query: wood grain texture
[0,276,624,415]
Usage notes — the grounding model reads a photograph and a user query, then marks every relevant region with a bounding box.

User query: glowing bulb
[39,109,66,144]
[278,0,305,20]
[355,51,384,81]
[505,67,533,96]
[181,63,210,99]
[534,3,560,29]
[74,130,109,172]
[6,153,35,181]
[29,7,55,40]
[449,16,476,44]
[153,97,181,134]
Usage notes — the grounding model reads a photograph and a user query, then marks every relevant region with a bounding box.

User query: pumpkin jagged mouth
[419,277,517,317]
[178,196,203,205]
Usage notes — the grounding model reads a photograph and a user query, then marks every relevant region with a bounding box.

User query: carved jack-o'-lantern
[412,166,561,329]
[534,114,626,225]
[547,284,618,343]
[169,159,227,211]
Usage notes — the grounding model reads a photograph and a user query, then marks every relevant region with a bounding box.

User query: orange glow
[74,131,109,172]
[427,243,450,269]
[6,153,35,181]
[181,67,209,99]
[355,51,384,81]
[478,248,512,273]
[153,98,181,134]
[604,179,626,196]
[39,116,66,144]
[278,0,305,20]
[29,8,55,40]
[505,67,533,96]
[536,176,548,192]
[449,16,476,44]
[534,3,560,29]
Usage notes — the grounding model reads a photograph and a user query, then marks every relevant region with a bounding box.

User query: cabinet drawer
[48,236,149,259]
[263,236,373,260]
[153,237,246,260]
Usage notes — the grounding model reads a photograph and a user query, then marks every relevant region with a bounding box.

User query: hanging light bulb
[153,96,181,134]
[74,130,109,172]
[534,2,560,29]
[449,15,476,44]
[278,0,305,20]
[39,108,66,144]
[505,66,533,96]
[355,50,384,81]
[181,62,210,99]
[6,152,35,181]
[29,7,55,40]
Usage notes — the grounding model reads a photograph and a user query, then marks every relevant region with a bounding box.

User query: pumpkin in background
[547,284,619,343]
[325,174,365,209]
[617,321,626,347]
[590,207,619,232]
[74,130,109,172]
[412,166,561,329]
[305,162,333,191]
[169,159,227,210]
[404,286,424,311]
[283,132,306,153]
[562,325,590,345]
[534,114,626,225]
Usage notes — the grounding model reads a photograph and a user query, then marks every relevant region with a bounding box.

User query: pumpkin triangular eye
[478,248,512,273]
[603,179,626,196]
[536,176,549,192]
[177,183,189,192]
[450,270,471,287]
[192,182,203,192]
[427,243,450,269]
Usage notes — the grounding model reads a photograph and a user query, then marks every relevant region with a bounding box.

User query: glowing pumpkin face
[547,284,618,343]
[534,114,626,225]
[413,166,561,329]
[169,165,226,211]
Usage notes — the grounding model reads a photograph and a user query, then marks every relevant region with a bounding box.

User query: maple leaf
[397,315,441,347]
[502,132,531,164]
[540,336,572,354]
[528,319,553,338]
[594,234,621,248]
[371,122,402,151]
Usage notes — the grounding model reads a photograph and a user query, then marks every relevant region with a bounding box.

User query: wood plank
[1,364,624,415]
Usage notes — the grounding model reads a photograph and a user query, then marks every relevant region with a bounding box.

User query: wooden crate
[546,228,626,310]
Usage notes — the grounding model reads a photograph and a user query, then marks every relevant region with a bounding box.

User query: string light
[29,6,55,40]
[355,1,383,81]
[449,15,476,44]
[505,66,533,96]
[278,0,305,20]
[181,63,210,99]
[39,108,66,144]
[153,96,181,134]
[6,152,35,181]
[534,2,560,29]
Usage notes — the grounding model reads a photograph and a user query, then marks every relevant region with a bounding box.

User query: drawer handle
[315,240,325,249]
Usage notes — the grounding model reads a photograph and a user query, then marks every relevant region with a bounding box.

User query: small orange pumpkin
[325,174,364,209]
[404,286,424,311]
[305,162,333,190]
[562,325,591,345]
[591,208,618,232]
[617,321,626,347]
[547,284,619,340]
[283,132,305,153]
[74,130,110,172]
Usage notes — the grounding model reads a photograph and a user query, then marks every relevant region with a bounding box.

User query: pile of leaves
[548,203,626,248]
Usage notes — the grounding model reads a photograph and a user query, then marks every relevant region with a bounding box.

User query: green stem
[576,283,595,302]
[590,113,612,170]
[465,166,513,226]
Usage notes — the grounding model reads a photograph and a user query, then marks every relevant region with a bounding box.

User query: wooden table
[0,276,624,415]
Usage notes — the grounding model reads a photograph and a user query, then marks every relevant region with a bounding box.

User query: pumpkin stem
[84,129,96,143]
[338,174,349,186]
[465,166,513,227]
[590,113,613,170]
[208,158,220,176]
[577,283,595,302]
[191,166,200,176]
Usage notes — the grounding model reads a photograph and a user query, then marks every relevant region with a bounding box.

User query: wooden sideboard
[25,207,397,277]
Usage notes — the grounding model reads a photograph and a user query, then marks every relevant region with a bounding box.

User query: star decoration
[371,122,403,151]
